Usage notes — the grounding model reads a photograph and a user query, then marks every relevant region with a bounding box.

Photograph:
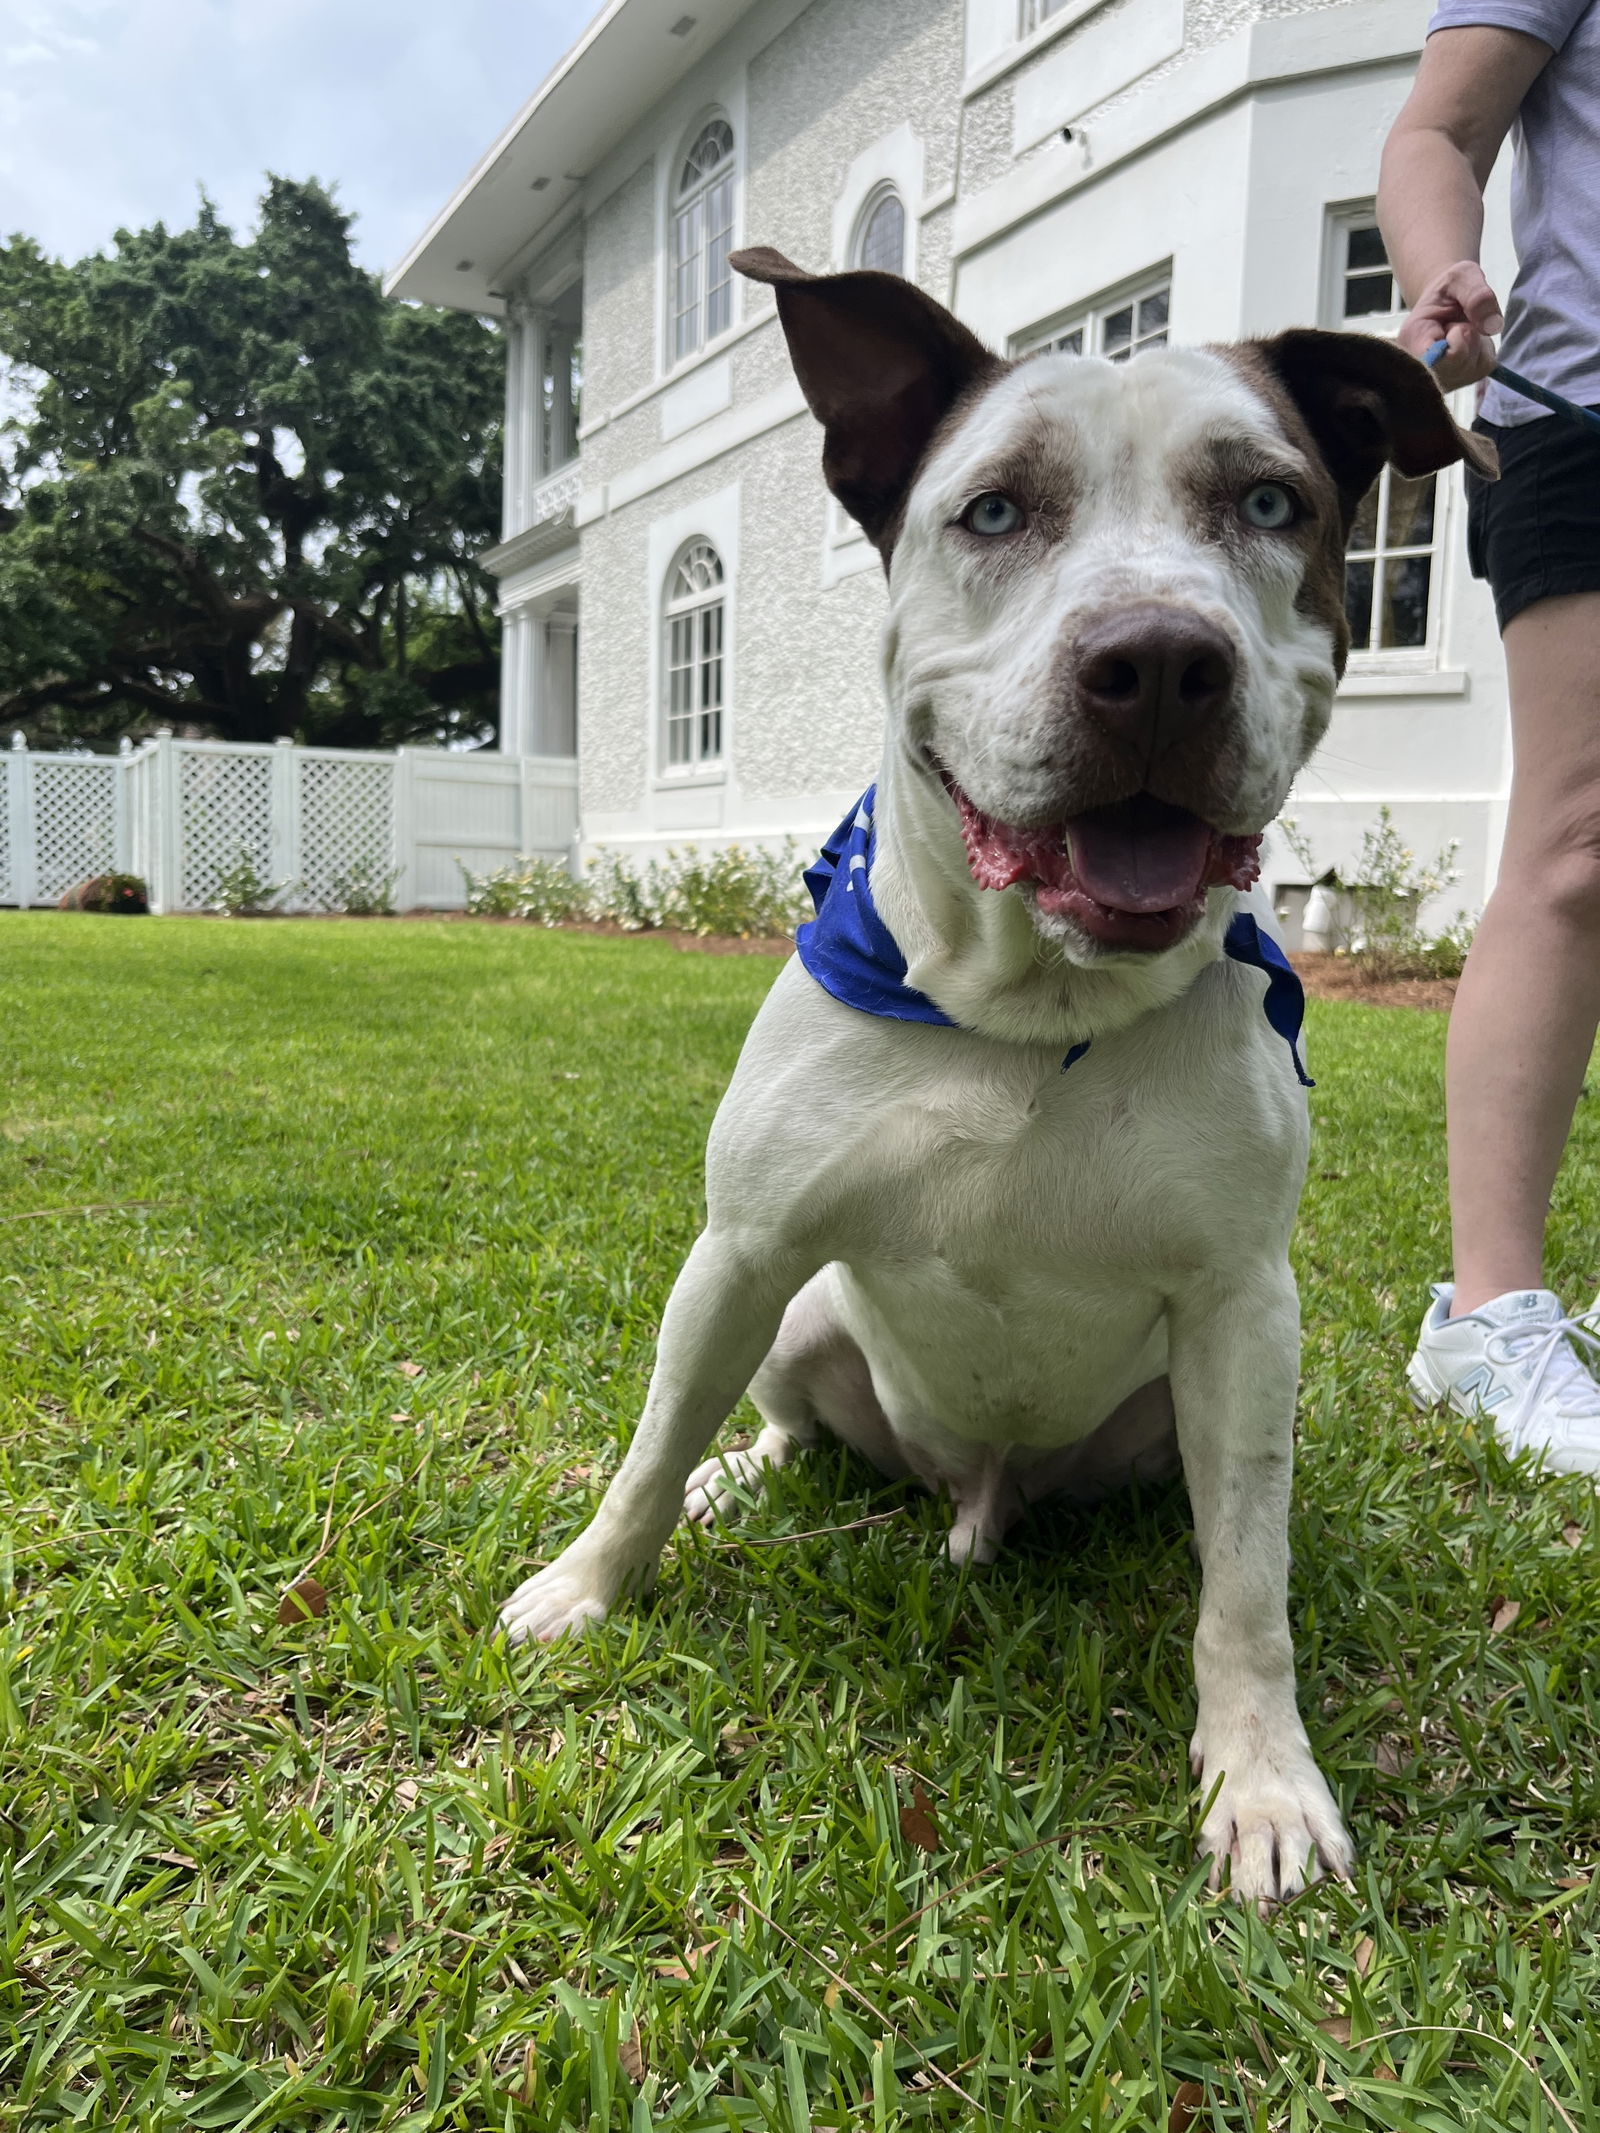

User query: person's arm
[1378,24,1553,388]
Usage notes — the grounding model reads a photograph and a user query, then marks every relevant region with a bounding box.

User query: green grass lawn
[1,911,1597,2132]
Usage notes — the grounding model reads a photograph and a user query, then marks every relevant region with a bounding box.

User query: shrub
[209,847,296,917]
[461,856,592,924]
[636,841,809,938]
[1280,806,1470,980]
[459,839,809,938]
[583,848,659,932]
[324,858,402,917]
[59,873,149,914]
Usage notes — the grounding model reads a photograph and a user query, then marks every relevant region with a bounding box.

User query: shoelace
[1483,1314,1600,1433]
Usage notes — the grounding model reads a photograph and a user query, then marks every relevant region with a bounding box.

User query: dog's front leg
[498,1231,806,1643]
[1168,1265,1353,1907]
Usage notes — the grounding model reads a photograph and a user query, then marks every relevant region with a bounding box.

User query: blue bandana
[797,787,1313,1087]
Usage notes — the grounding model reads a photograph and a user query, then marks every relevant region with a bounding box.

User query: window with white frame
[1332,212,1400,323]
[663,541,726,769]
[1020,0,1071,31]
[1345,466,1439,654]
[1015,273,1171,362]
[854,186,906,276]
[1325,214,1443,657]
[672,118,736,363]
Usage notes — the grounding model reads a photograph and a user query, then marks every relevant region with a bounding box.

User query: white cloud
[0,0,603,276]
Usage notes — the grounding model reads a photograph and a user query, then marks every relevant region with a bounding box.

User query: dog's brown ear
[733,246,1005,554]
[1253,328,1499,531]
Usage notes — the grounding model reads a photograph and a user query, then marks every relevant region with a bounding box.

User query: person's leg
[1446,591,1600,1313]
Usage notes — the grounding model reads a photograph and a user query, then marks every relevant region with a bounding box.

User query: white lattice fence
[32,758,121,902]
[296,755,396,908]
[178,749,275,910]
[1,736,574,911]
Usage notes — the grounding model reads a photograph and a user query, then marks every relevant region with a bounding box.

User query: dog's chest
[851,1052,1222,1273]
[813,1038,1294,1445]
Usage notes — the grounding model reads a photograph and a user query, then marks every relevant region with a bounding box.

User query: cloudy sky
[0,0,606,277]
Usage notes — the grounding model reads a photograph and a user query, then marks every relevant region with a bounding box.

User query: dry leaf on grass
[397,1360,424,1378]
[655,1944,715,1980]
[618,2018,646,2083]
[1489,1598,1522,1636]
[1557,1875,1590,1891]
[1317,2014,1353,2046]
[1374,1738,1404,1776]
[277,1575,327,1625]
[899,1782,939,1853]
[1168,2078,1205,2131]
[1352,1934,1376,1977]
[1561,1520,1584,1548]
[394,1777,420,1808]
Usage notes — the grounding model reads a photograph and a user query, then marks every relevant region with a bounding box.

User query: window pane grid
[674,121,736,362]
[1344,464,1440,652]
[1103,288,1169,363]
[1339,218,1397,319]
[1020,0,1070,30]
[674,196,703,360]
[664,542,726,770]
[1017,279,1171,364]
[858,190,906,275]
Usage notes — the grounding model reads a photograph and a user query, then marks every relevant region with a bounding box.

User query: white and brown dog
[501,251,1495,1906]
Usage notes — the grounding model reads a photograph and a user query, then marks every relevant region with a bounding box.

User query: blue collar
[796,787,1312,1087]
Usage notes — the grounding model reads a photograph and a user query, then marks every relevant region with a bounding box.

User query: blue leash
[1423,334,1600,438]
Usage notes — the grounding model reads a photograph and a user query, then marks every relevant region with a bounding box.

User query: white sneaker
[1408,1284,1600,1477]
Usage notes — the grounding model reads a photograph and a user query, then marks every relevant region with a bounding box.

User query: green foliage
[638,840,809,938]
[60,871,149,913]
[0,180,503,751]
[462,854,593,924]
[208,845,295,916]
[0,914,1597,2128]
[463,840,810,937]
[1281,805,1470,980]
[322,857,401,917]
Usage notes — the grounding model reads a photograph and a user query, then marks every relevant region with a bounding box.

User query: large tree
[0,179,503,750]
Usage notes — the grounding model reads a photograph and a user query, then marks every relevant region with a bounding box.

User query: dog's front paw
[1191,1736,1353,1909]
[498,1558,615,1645]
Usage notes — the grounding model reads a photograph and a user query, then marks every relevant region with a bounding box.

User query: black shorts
[1466,411,1600,631]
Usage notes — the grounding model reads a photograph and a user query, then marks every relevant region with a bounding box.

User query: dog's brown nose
[1072,604,1236,760]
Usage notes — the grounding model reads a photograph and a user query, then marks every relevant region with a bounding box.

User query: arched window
[672,118,736,362]
[663,540,725,768]
[855,186,906,276]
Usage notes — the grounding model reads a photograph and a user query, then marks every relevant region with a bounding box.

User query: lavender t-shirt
[1428,0,1600,423]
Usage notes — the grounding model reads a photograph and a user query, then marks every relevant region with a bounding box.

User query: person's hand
[1397,260,1503,389]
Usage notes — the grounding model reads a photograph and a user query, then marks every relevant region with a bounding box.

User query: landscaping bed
[1,911,1593,2130]
[1293,951,1458,1012]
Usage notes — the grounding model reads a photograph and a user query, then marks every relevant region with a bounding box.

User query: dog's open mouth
[942,776,1262,950]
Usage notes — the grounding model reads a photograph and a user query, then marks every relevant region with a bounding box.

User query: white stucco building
[387,0,1517,922]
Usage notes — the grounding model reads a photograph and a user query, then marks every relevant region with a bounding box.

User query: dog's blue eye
[1241,483,1297,530]
[963,492,1024,536]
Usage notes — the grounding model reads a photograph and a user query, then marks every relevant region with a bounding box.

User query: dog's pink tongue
[1062,796,1214,914]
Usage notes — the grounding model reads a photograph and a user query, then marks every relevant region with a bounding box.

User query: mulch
[1291,953,1456,1013]
[121,907,1460,1005]
[494,924,1454,1007]
[424,913,795,956]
